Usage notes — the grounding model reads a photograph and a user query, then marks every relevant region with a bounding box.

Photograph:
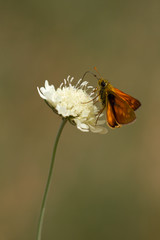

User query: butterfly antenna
[94,67,103,79]
[81,71,99,81]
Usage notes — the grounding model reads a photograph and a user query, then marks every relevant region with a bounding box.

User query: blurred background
[1,0,160,239]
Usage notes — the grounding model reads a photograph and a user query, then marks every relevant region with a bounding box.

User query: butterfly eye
[101,81,106,87]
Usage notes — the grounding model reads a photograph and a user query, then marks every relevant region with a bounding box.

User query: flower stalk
[37,118,68,240]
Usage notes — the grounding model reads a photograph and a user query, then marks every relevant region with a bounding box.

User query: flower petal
[37,87,46,99]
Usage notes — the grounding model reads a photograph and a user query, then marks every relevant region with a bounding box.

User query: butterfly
[82,68,141,128]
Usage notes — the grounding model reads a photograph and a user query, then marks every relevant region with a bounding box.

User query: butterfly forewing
[113,88,141,111]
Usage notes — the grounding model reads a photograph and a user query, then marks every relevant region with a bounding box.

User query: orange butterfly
[83,68,141,128]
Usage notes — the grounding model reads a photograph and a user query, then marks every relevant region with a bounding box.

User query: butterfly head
[98,78,109,89]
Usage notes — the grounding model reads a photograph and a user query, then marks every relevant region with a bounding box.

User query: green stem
[37,118,68,240]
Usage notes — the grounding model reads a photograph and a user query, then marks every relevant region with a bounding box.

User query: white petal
[45,80,49,88]
[40,87,46,94]
[79,123,89,129]
[56,105,67,116]
[77,125,89,132]
[89,125,108,134]
[37,87,46,99]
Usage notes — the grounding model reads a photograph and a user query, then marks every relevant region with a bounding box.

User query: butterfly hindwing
[106,99,119,128]
[107,93,136,125]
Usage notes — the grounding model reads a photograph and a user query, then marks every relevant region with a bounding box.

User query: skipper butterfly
[83,68,141,128]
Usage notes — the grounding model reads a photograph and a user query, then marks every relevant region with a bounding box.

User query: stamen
[66,76,71,86]
[59,82,63,88]
[79,81,88,89]
[75,78,82,88]
[70,77,74,83]
[87,86,93,89]
[67,75,70,82]
[90,92,95,97]
[64,79,67,85]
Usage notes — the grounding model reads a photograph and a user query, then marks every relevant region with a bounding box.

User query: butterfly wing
[113,88,141,111]
[107,93,136,125]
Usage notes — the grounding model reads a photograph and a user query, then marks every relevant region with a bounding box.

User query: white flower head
[37,76,107,134]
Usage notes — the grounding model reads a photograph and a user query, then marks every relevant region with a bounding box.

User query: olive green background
[1,0,160,240]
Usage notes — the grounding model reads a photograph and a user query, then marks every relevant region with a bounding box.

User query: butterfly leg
[91,87,98,93]
[81,93,100,104]
[96,105,106,124]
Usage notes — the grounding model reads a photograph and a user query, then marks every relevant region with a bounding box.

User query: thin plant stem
[37,118,68,240]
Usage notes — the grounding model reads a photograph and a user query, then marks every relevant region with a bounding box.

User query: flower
[37,76,107,134]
